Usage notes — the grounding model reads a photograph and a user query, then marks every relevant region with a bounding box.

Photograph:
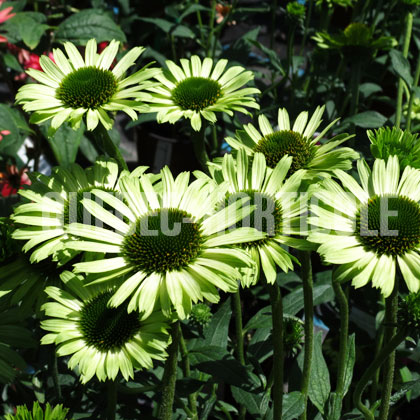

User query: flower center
[122,208,203,274]
[355,194,420,256]
[63,186,117,226]
[171,77,221,111]
[343,22,372,46]
[79,291,141,352]
[225,189,282,248]
[253,130,314,174]
[56,66,117,109]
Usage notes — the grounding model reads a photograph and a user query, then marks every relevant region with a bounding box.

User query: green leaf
[0,104,30,157]
[42,121,83,167]
[172,25,195,38]
[282,392,305,420]
[359,83,382,98]
[298,332,330,414]
[400,366,413,401]
[343,111,387,128]
[79,133,99,163]
[179,4,210,21]
[202,297,231,348]
[343,333,356,396]
[283,284,334,316]
[138,17,173,33]
[55,9,126,44]
[3,53,23,72]
[231,386,263,417]
[248,40,285,75]
[326,392,342,420]
[390,379,420,406]
[390,49,413,87]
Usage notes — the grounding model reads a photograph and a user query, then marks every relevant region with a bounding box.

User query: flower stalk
[106,380,117,420]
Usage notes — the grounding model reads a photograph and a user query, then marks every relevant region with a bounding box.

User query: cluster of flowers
[9,39,420,384]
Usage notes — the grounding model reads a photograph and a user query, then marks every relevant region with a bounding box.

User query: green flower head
[190,303,212,327]
[313,23,397,59]
[284,315,304,357]
[66,166,262,319]
[16,39,159,133]
[399,292,420,336]
[4,402,70,420]
[286,2,306,19]
[41,271,171,383]
[226,106,358,179]
[309,156,420,297]
[368,126,420,171]
[145,55,260,131]
[315,0,356,8]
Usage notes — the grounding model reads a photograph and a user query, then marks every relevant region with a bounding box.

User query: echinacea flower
[308,156,420,296]
[11,157,136,263]
[226,105,358,178]
[4,402,70,420]
[0,6,15,43]
[66,166,263,319]
[199,149,309,286]
[368,126,420,171]
[145,55,260,131]
[41,271,171,383]
[0,164,31,197]
[16,39,159,132]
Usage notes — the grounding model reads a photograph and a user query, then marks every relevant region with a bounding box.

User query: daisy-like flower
[0,5,15,43]
[199,149,309,286]
[368,126,420,171]
[308,155,420,296]
[145,55,260,131]
[0,164,31,197]
[41,271,171,383]
[66,166,263,319]
[15,39,159,133]
[226,105,358,177]
[11,157,141,263]
[4,401,70,420]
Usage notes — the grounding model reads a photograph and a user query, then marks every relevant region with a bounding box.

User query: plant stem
[395,11,413,129]
[192,123,210,173]
[270,0,278,49]
[106,380,117,420]
[179,324,198,419]
[233,291,247,419]
[370,296,385,403]
[158,321,181,420]
[50,347,62,402]
[300,0,313,56]
[353,328,407,420]
[378,283,399,420]
[406,54,420,132]
[194,0,205,45]
[90,123,128,171]
[349,60,362,118]
[332,278,349,396]
[268,282,284,420]
[299,251,313,420]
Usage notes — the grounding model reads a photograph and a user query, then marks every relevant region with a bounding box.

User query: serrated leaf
[390,379,420,406]
[390,49,413,87]
[56,9,126,44]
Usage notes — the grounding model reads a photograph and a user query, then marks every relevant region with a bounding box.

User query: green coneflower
[16,39,159,132]
[308,156,420,296]
[66,166,263,319]
[41,271,171,383]
[4,402,70,420]
[145,55,260,131]
[226,106,358,178]
[199,149,309,286]
[368,126,420,171]
[313,22,397,59]
[11,157,139,263]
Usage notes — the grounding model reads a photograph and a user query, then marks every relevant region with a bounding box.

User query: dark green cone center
[356,194,420,256]
[225,189,282,248]
[57,66,117,109]
[122,208,203,274]
[253,130,314,174]
[79,291,141,351]
[171,77,221,111]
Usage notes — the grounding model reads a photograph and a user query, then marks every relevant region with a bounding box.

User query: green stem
[268,282,284,420]
[353,328,407,420]
[233,291,247,419]
[299,251,313,420]
[106,380,117,420]
[370,296,386,403]
[270,0,278,49]
[90,123,128,171]
[158,321,181,420]
[194,0,205,45]
[349,60,362,118]
[299,0,313,56]
[50,347,62,402]
[192,123,210,173]
[179,324,198,419]
[378,283,399,420]
[406,54,420,132]
[207,0,217,56]
[395,11,413,129]
[332,279,349,396]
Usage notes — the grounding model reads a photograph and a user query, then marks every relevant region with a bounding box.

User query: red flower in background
[0,2,15,43]
[0,165,31,197]
[0,130,10,141]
